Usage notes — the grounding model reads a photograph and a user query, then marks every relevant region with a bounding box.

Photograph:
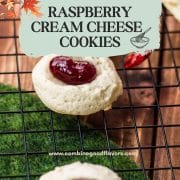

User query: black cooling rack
[0,6,179,180]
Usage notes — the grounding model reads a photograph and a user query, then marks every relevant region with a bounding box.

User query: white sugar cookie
[40,161,121,180]
[32,54,123,115]
[162,0,180,21]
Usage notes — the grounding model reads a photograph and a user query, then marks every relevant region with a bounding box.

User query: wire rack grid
[0,5,179,180]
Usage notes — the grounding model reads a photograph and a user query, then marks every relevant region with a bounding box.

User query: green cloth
[0,84,146,179]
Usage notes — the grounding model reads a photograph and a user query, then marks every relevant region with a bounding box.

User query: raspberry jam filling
[49,56,97,85]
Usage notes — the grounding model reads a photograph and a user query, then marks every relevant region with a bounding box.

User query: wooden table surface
[0,12,179,180]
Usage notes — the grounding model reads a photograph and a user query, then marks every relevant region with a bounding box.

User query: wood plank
[83,54,159,172]
[0,21,39,90]
[153,15,180,180]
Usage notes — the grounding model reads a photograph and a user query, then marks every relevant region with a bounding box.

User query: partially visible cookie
[39,161,121,180]
[32,54,123,115]
[162,0,180,21]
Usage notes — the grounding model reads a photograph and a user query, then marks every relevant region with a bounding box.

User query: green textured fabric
[0,84,146,180]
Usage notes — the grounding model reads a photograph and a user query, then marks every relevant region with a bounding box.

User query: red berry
[125,51,151,69]
[50,56,97,85]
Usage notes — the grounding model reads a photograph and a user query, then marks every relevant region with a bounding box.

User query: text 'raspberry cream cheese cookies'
[32,54,123,115]
[39,161,121,180]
